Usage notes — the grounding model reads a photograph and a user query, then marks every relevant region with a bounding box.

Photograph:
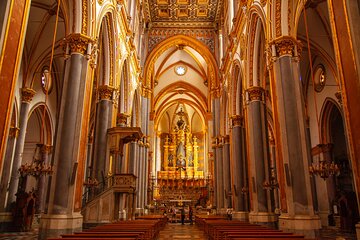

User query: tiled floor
[158,223,206,240]
[0,224,356,239]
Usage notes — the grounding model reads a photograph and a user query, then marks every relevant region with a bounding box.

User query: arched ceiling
[153,42,209,134]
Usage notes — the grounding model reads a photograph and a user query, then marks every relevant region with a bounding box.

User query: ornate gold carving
[9,127,20,138]
[62,33,96,55]
[116,113,130,127]
[231,115,244,127]
[97,0,104,4]
[82,0,88,34]
[270,36,302,57]
[246,86,264,101]
[260,0,267,7]
[275,0,281,37]
[240,33,246,60]
[98,85,115,100]
[21,88,36,103]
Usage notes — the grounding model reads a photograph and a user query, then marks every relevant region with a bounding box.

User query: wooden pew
[198,218,306,240]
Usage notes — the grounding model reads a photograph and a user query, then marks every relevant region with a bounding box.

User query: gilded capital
[231,115,244,127]
[210,88,221,98]
[98,85,115,100]
[223,135,230,144]
[9,127,20,138]
[62,33,96,55]
[21,88,36,103]
[141,86,152,99]
[270,36,302,57]
[246,86,264,102]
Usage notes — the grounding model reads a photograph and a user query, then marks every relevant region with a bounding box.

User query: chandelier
[309,161,340,180]
[19,144,53,177]
[19,162,53,177]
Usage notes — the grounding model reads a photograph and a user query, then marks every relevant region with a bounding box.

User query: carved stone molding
[231,115,244,128]
[62,33,96,55]
[21,88,36,103]
[270,36,302,57]
[246,86,264,102]
[98,85,115,100]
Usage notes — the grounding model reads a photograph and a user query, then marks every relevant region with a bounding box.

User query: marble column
[37,144,52,214]
[222,135,231,208]
[269,36,320,237]
[230,115,248,219]
[39,34,95,239]
[7,88,36,207]
[0,127,19,212]
[92,85,114,184]
[246,86,275,224]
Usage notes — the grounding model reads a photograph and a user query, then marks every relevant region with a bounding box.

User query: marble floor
[0,224,356,239]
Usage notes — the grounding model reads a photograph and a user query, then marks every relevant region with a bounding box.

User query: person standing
[189,206,193,225]
[181,208,185,225]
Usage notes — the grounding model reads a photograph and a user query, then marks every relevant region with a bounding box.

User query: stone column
[37,144,52,214]
[246,86,275,224]
[0,127,19,212]
[222,135,231,208]
[92,85,114,184]
[215,138,224,211]
[39,34,95,239]
[7,88,36,207]
[230,115,248,219]
[269,36,320,237]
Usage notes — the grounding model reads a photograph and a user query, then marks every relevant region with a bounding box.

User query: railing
[82,174,137,206]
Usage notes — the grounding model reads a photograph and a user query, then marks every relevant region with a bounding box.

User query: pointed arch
[143,35,219,89]
[320,98,342,143]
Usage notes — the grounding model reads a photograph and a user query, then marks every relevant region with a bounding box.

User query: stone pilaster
[245,86,276,224]
[7,88,36,207]
[269,36,320,237]
[39,33,95,239]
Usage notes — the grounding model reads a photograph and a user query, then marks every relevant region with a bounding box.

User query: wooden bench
[198,218,306,240]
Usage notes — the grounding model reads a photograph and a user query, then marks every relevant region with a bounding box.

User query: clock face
[175,65,186,76]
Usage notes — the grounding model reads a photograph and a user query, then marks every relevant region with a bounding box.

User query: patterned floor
[0,224,356,239]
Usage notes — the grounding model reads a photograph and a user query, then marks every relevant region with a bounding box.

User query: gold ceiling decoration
[144,0,222,28]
